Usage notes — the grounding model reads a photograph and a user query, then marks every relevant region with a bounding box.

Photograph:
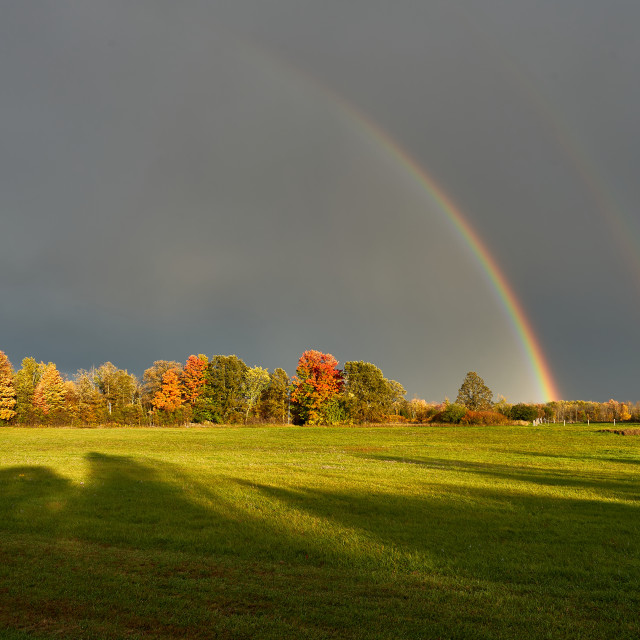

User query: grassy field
[1,424,639,639]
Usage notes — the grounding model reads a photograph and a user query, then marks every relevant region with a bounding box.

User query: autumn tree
[619,403,632,422]
[182,354,208,406]
[455,371,493,410]
[94,362,139,418]
[13,357,45,424]
[33,363,67,422]
[259,368,290,424]
[407,398,440,423]
[142,360,182,409]
[291,350,343,425]
[493,395,512,418]
[72,369,104,424]
[0,351,17,422]
[152,369,183,413]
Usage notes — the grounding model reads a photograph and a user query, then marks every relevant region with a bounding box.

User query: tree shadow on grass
[503,448,640,466]
[2,452,638,571]
[0,453,353,563]
[232,475,640,634]
[359,453,640,497]
[0,465,73,538]
[1,454,377,638]
[1,452,640,639]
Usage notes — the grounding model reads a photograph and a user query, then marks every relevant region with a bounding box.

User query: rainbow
[241,41,561,402]
[343,107,560,402]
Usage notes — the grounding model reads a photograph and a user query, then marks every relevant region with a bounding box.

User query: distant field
[1,424,639,639]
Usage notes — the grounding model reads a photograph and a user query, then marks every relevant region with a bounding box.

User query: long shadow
[359,453,640,496]
[2,454,640,638]
[503,448,640,466]
[3,453,638,567]
[239,476,640,591]
[0,466,73,538]
[0,453,346,563]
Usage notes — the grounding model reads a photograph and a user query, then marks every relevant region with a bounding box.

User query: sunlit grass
[1,424,639,638]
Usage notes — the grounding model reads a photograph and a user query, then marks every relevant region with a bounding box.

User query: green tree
[342,361,404,424]
[510,403,539,422]
[455,371,493,410]
[388,380,408,417]
[242,366,270,423]
[0,351,17,422]
[259,368,290,424]
[198,355,248,423]
[438,401,468,424]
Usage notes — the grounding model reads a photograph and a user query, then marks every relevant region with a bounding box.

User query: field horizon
[1,423,638,639]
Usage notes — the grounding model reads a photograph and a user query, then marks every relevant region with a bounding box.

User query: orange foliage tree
[291,350,343,425]
[152,369,183,413]
[182,354,208,406]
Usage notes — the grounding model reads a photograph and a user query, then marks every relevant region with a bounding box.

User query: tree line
[0,350,636,426]
[407,371,640,425]
[0,349,404,426]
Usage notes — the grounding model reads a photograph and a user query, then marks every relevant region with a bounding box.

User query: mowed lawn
[1,425,638,639]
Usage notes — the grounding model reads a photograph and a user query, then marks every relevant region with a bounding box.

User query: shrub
[461,410,509,425]
[510,403,540,421]
[432,402,468,424]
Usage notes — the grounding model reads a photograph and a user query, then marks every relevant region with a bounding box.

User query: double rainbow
[244,41,560,402]
[343,106,560,402]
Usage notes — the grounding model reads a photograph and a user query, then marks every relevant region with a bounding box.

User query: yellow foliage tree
[33,363,67,417]
[0,350,17,422]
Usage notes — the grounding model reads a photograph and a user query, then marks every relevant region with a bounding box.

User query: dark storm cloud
[2,1,639,401]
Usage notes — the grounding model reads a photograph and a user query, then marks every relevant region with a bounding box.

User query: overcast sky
[2,1,639,402]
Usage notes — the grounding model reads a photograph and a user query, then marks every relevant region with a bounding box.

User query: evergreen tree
[198,355,248,423]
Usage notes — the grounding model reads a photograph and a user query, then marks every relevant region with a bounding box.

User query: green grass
[1,424,639,639]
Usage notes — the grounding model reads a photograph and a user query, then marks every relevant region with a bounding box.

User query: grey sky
[2,1,639,402]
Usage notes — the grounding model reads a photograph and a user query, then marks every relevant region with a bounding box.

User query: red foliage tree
[291,350,343,425]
